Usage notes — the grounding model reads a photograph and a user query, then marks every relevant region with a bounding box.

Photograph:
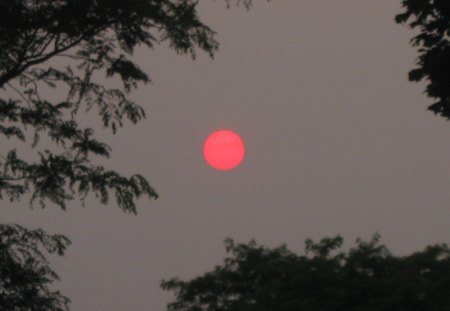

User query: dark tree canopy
[396,0,450,119]
[162,235,450,311]
[0,0,230,212]
[0,224,70,311]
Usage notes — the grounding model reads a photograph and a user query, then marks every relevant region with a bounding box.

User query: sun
[203,130,245,171]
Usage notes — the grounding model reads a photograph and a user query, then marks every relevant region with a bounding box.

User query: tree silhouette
[0,224,70,311]
[0,1,261,310]
[0,0,229,212]
[162,235,450,311]
[396,0,450,119]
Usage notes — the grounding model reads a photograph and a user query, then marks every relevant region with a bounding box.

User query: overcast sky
[3,1,450,311]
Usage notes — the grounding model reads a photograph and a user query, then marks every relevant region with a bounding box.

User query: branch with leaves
[0,224,71,311]
[396,0,450,119]
[0,0,227,211]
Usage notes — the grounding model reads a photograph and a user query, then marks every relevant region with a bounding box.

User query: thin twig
[6,82,32,108]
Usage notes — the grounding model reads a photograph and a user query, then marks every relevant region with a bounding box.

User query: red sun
[203,130,245,171]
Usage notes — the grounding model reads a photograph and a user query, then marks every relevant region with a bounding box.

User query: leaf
[408,68,425,81]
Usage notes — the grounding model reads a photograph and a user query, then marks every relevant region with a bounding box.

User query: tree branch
[6,82,31,108]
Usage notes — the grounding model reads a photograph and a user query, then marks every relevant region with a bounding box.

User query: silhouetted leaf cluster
[396,0,450,118]
[162,235,450,311]
[0,0,227,211]
[0,224,70,311]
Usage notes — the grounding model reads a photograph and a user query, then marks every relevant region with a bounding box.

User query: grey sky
[3,1,450,310]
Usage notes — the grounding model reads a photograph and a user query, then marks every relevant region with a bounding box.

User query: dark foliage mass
[162,235,450,311]
[396,0,450,119]
[0,224,71,311]
[0,0,229,212]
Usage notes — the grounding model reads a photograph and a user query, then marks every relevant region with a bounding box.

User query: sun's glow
[203,130,245,171]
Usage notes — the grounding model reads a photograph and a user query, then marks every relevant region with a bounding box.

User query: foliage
[396,0,450,119]
[0,0,229,212]
[0,224,71,311]
[162,235,450,311]
[0,1,261,310]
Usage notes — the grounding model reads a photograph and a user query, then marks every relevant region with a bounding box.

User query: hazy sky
[3,1,450,311]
